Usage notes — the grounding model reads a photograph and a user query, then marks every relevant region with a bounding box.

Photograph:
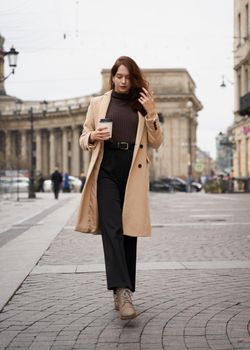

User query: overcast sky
[0,0,234,159]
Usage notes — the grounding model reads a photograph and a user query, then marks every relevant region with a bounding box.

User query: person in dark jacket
[51,168,63,199]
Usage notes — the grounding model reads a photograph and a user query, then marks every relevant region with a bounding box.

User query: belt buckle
[119,142,129,150]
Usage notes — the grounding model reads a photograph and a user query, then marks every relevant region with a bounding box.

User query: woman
[75,56,162,320]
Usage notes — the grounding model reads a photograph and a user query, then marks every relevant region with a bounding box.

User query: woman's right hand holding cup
[89,127,111,143]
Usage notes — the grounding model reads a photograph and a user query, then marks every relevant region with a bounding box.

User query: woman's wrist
[146,112,157,120]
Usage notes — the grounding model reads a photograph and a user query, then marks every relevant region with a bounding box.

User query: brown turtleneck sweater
[105,91,139,143]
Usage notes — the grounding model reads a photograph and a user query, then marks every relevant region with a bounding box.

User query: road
[0,191,249,349]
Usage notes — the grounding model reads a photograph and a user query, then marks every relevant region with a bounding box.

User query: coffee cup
[98,118,113,138]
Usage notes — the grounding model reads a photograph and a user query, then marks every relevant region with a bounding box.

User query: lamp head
[15,99,23,113]
[6,46,19,68]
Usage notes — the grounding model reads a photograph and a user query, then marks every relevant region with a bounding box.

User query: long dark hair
[109,56,148,116]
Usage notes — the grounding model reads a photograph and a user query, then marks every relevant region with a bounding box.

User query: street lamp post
[28,107,36,199]
[220,75,233,88]
[15,101,48,199]
[0,46,19,83]
[41,100,48,117]
[187,100,193,192]
[16,132,20,202]
[15,100,23,202]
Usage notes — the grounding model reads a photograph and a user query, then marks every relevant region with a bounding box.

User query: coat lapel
[130,112,145,167]
[95,90,112,127]
[135,112,145,146]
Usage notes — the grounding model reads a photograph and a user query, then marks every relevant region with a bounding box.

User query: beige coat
[75,90,162,237]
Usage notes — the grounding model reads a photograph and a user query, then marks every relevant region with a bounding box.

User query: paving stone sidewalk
[0,192,250,350]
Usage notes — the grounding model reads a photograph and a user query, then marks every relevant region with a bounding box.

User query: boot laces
[118,288,132,305]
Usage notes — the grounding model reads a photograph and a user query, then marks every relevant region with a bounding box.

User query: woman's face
[112,64,132,93]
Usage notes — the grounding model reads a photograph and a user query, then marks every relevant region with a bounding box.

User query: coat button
[138,164,142,168]
[140,144,143,148]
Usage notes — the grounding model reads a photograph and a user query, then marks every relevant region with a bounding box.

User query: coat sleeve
[79,98,97,151]
[145,114,163,149]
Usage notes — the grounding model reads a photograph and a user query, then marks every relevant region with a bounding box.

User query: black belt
[105,141,135,151]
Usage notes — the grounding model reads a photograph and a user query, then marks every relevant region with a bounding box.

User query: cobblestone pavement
[0,192,250,350]
[39,192,250,265]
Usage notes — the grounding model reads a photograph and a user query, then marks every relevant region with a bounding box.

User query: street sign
[194,162,205,173]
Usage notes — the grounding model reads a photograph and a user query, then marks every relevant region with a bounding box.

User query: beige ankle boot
[116,288,137,320]
[113,293,119,310]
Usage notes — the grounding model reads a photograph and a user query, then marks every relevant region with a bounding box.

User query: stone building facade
[233,0,250,178]
[0,96,91,177]
[0,36,202,180]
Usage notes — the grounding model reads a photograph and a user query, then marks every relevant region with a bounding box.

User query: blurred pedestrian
[186,175,193,193]
[37,173,45,192]
[75,56,162,320]
[79,172,86,192]
[51,168,62,199]
[63,173,71,192]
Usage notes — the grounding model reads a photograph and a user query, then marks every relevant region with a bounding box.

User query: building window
[245,66,249,93]
[238,72,241,97]
[238,12,241,46]
[238,71,242,105]
[246,4,249,38]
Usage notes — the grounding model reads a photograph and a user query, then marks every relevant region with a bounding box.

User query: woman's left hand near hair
[138,87,157,119]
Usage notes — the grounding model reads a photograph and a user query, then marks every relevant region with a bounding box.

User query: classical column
[5,130,11,168]
[241,65,245,95]
[55,129,62,172]
[20,130,28,164]
[244,137,248,176]
[234,70,239,112]
[35,129,42,173]
[71,126,80,176]
[49,128,56,173]
[172,115,180,176]
[42,130,50,176]
[62,128,68,174]
[168,116,174,176]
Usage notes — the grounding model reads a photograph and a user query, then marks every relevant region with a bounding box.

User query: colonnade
[0,68,204,181]
[2,125,90,178]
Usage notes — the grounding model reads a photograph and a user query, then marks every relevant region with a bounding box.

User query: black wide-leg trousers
[97,147,137,292]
